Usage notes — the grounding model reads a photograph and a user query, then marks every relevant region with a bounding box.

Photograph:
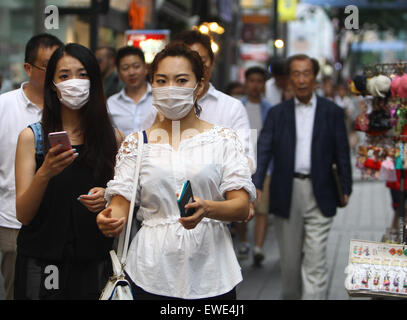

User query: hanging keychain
[381,258,392,292]
[360,264,371,290]
[372,264,382,292]
[390,260,402,294]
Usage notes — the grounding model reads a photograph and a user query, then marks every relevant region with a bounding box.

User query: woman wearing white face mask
[14,43,124,299]
[96,43,256,300]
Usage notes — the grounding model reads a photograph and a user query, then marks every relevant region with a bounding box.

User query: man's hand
[343,194,349,206]
[253,189,262,207]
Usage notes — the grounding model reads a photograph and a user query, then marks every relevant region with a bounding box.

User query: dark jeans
[14,251,111,300]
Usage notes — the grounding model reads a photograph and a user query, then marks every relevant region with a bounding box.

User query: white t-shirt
[198,84,255,173]
[245,100,263,139]
[265,78,283,107]
[105,126,256,299]
[107,84,155,136]
[0,82,42,229]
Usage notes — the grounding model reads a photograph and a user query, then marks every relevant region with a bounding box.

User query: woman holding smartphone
[14,43,124,299]
[96,43,256,300]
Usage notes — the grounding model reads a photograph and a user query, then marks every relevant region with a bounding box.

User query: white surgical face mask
[152,84,198,120]
[53,78,90,110]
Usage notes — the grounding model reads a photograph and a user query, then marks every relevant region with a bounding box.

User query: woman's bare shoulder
[18,127,35,144]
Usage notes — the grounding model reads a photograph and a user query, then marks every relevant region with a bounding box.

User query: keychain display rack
[346,62,407,298]
[345,239,407,298]
[355,61,407,245]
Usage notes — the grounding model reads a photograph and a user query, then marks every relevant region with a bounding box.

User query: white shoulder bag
[100,131,144,300]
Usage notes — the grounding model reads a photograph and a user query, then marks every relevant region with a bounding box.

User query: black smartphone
[177,180,196,217]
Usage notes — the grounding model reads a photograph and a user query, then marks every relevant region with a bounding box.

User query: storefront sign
[125,30,170,64]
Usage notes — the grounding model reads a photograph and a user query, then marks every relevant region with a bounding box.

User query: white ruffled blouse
[105,126,256,299]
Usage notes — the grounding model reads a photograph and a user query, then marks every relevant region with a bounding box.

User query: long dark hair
[42,43,117,185]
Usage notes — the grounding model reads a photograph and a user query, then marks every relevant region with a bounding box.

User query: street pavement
[235,179,394,300]
[0,179,394,300]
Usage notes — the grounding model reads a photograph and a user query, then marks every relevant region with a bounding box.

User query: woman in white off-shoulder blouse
[97,43,256,300]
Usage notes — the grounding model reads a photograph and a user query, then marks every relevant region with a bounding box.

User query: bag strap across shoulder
[117,131,145,264]
[28,122,44,155]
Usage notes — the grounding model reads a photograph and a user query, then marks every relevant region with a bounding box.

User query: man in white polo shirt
[107,46,154,136]
[0,33,62,300]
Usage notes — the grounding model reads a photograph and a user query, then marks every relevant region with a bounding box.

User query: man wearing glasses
[0,33,62,300]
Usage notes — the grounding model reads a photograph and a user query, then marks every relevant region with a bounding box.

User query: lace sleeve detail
[116,133,139,165]
[217,127,245,153]
[217,127,256,202]
[105,133,141,204]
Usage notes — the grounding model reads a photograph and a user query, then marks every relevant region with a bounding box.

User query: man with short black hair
[107,46,154,136]
[265,58,287,107]
[95,46,123,98]
[0,33,62,300]
[253,54,352,299]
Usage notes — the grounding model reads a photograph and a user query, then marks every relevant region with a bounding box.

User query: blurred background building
[1,0,407,92]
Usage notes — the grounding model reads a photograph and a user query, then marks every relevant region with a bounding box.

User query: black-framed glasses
[30,63,47,72]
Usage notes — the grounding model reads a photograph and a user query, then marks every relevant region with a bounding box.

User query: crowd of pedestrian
[0,31,354,300]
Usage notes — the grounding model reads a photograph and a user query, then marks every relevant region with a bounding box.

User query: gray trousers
[0,226,19,300]
[274,178,333,300]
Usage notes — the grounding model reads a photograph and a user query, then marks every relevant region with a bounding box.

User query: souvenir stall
[345,62,407,298]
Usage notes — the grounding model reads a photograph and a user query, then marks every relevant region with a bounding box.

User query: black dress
[14,133,113,300]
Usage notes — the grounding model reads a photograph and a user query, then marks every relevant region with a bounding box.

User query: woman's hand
[38,145,78,180]
[244,203,255,223]
[179,196,209,230]
[78,187,107,213]
[96,207,126,238]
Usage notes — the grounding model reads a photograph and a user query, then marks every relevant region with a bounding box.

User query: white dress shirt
[198,83,255,173]
[265,78,283,107]
[105,126,256,299]
[0,82,42,229]
[107,83,154,136]
[294,93,317,175]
